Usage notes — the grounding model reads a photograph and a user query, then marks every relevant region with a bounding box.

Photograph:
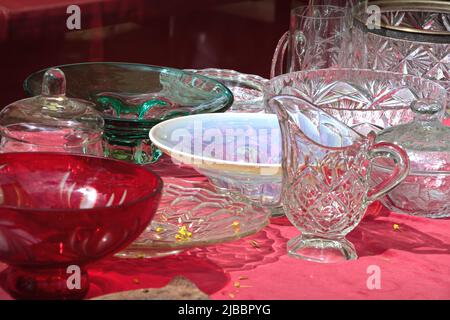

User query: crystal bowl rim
[353,16,450,44]
[264,68,448,111]
[0,152,163,212]
[22,61,235,123]
[363,0,450,36]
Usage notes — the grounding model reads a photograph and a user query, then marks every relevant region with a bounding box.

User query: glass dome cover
[0,68,104,153]
[376,99,450,173]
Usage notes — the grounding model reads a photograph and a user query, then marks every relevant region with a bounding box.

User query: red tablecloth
[1,210,449,300]
[0,153,449,300]
[73,212,450,300]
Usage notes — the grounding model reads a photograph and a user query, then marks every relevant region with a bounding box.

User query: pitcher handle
[270,31,289,78]
[367,141,410,202]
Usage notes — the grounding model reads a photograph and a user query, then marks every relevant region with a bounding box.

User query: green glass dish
[24,62,234,164]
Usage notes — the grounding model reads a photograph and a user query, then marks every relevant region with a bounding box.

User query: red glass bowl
[0,153,163,299]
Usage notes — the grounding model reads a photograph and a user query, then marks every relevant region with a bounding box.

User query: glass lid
[0,68,104,149]
[376,99,450,172]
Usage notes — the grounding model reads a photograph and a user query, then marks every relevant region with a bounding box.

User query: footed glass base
[267,205,285,217]
[287,235,357,263]
[206,177,283,217]
[103,137,162,164]
[4,266,89,300]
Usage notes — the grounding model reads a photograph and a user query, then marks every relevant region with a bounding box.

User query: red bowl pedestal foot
[4,266,89,300]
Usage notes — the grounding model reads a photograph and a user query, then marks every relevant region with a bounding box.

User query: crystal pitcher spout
[268,95,410,262]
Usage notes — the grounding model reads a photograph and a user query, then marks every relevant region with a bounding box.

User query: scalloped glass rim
[23,62,234,124]
[184,68,268,106]
[264,68,448,112]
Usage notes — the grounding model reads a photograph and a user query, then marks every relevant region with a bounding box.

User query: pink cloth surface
[0,210,449,300]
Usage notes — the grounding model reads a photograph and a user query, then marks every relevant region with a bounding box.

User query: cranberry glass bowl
[0,153,162,299]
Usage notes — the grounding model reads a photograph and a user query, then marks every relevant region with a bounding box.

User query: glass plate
[185,68,267,113]
[117,176,270,258]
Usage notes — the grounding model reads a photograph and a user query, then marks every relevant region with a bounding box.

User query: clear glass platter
[117,176,270,258]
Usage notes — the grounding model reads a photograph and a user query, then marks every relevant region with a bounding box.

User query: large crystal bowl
[352,0,450,93]
[0,153,163,299]
[23,62,234,164]
[264,69,448,129]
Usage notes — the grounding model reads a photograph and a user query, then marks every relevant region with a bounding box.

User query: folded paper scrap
[91,276,209,300]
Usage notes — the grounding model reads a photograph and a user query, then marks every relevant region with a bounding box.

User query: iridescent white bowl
[149,113,282,210]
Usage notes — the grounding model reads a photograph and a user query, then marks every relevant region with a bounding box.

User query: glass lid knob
[411,99,442,122]
[41,68,66,97]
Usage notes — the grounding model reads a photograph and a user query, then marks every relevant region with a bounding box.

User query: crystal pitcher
[270,5,353,78]
[268,95,410,262]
